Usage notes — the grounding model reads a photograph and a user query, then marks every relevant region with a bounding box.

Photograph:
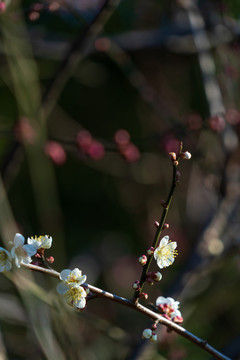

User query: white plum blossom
[57,268,88,310]
[156,296,183,323]
[11,233,37,268]
[154,236,177,269]
[58,268,87,288]
[57,283,87,309]
[27,235,52,250]
[0,247,12,272]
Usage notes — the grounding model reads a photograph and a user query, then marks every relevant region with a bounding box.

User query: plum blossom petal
[63,286,87,309]
[0,247,12,272]
[154,236,178,269]
[11,233,37,268]
[59,268,87,288]
[27,235,52,249]
[156,296,183,323]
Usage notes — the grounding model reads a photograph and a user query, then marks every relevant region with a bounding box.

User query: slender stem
[133,161,178,300]
[21,263,231,360]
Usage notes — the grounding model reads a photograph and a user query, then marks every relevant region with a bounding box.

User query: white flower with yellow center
[11,233,37,268]
[27,235,52,250]
[58,285,87,309]
[154,236,177,269]
[58,268,87,288]
[57,268,87,309]
[0,247,12,272]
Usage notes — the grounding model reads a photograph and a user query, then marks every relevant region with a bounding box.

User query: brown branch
[21,263,231,360]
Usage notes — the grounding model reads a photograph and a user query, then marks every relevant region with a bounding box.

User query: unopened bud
[140,292,148,300]
[180,151,191,160]
[173,160,179,166]
[147,246,155,255]
[138,255,147,265]
[154,221,159,228]
[160,200,168,208]
[151,323,157,331]
[162,223,169,230]
[169,152,176,161]
[142,328,152,339]
[152,271,162,282]
[132,280,140,290]
[46,256,54,264]
[150,333,158,342]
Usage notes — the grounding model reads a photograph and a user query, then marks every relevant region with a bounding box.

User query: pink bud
[44,141,67,165]
[87,140,105,160]
[147,246,155,255]
[138,255,147,266]
[77,130,92,152]
[114,129,130,145]
[46,256,54,264]
[152,272,162,282]
[0,1,6,13]
[140,292,148,300]
[162,223,169,230]
[120,143,140,162]
[154,221,159,228]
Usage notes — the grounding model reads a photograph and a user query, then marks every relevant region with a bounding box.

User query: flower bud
[132,280,140,290]
[150,333,158,342]
[139,292,148,300]
[138,255,147,266]
[180,151,191,160]
[142,328,152,339]
[152,271,162,282]
[154,221,159,228]
[151,323,157,331]
[147,246,155,255]
[169,152,176,161]
[162,223,169,230]
[160,200,168,208]
[46,256,54,264]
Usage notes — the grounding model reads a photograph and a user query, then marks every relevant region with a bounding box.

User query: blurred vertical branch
[1,3,66,264]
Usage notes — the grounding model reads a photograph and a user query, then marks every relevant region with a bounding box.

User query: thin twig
[21,263,231,360]
[134,143,182,301]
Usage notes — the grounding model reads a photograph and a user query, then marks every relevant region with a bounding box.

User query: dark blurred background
[0,0,240,359]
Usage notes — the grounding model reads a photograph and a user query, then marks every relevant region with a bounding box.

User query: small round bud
[138,255,147,265]
[162,223,169,230]
[46,256,54,264]
[150,333,158,342]
[132,280,140,290]
[151,323,157,331]
[160,200,168,208]
[169,152,176,161]
[147,246,155,255]
[173,160,179,166]
[152,271,162,282]
[154,221,159,228]
[180,151,191,160]
[142,328,152,339]
[140,292,148,300]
